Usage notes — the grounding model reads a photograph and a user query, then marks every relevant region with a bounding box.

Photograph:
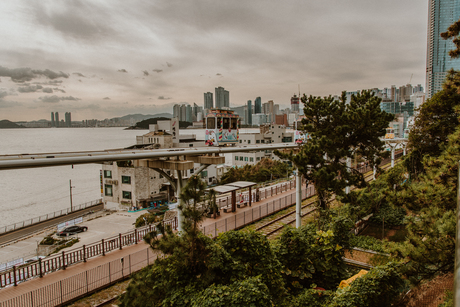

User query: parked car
[56,225,88,237]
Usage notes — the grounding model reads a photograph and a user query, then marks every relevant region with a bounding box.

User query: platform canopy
[207,181,256,194]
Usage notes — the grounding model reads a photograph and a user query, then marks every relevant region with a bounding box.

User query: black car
[56,225,88,237]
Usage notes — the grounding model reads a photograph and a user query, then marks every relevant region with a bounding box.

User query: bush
[40,235,56,245]
[51,238,79,254]
[350,235,387,253]
[135,213,162,228]
[369,204,406,227]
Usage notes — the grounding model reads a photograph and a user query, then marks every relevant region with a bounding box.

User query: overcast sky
[0,0,429,121]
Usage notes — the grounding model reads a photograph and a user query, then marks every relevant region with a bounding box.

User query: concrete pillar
[391,146,395,168]
[296,169,301,228]
[176,170,184,233]
[345,157,351,194]
[403,145,406,156]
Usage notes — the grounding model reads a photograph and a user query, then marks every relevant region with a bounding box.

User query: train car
[385,127,395,139]
[205,109,239,146]
[293,119,310,144]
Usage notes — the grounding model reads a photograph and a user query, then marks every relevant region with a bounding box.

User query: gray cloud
[0,66,69,83]
[103,97,110,100]
[38,95,80,103]
[53,88,66,93]
[17,85,43,93]
[216,73,222,77]
[158,96,171,100]
[34,2,116,41]
[142,70,149,76]
[152,69,163,73]
[166,62,173,67]
[118,69,128,73]
[73,72,86,77]
[0,91,8,99]
[42,88,53,93]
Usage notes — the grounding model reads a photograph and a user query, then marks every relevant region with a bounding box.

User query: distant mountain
[126,117,192,130]
[113,113,173,122]
[0,120,25,129]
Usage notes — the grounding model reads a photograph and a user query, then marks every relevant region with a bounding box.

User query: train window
[217,118,222,129]
[231,118,237,129]
[223,117,230,129]
[207,118,215,129]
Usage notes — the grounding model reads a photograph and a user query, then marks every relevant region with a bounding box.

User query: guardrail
[0,248,157,307]
[0,199,103,235]
[0,217,177,288]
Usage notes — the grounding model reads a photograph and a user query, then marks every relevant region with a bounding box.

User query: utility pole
[69,180,75,212]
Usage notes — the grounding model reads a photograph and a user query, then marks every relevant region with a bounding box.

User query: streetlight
[69,180,75,212]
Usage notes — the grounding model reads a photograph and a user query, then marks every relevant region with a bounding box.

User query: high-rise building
[55,112,60,127]
[204,92,213,109]
[186,105,193,122]
[215,86,229,108]
[247,100,252,125]
[426,0,460,98]
[65,112,72,127]
[254,97,262,114]
[180,104,187,122]
[51,112,55,127]
[291,94,300,112]
[173,104,181,119]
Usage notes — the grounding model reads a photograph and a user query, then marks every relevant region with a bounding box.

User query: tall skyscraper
[215,86,229,108]
[426,0,460,98]
[51,112,55,127]
[291,94,300,112]
[204,92,213,109]
[65,112,71,127]
[180,104,187,122]
[254,97,261,114]
[247,100,252,125]
[173,104,181,119]
[55,112,60,127]
[186,105,193,122]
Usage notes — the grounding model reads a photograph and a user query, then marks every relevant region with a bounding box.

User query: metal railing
[0,217,177,288]
[0,248,157,307]
[0,199,103,235]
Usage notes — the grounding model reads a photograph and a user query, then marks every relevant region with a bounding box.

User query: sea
[0,127,259,228]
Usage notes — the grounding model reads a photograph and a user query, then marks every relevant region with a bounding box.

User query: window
[122,191,132,199]
[231,118,237,129]
[240,156,243,161]
[207,117,215,129]
[245,157,248,161]
[250,157,254,162]
[256,140,260,144]
[261,140,265,143]
[235,156,239,161]
[256,157,261,161]
[121,176,131,184]
[240,140,242,143]
[223,117,230,129]
[104,170,112,178]
[190,168,194,174]
[201,170,208,178]
[217,118,222,129]
[105,184,113,196]
[248,140,251,144]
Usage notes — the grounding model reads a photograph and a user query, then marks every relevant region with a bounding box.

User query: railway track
[255,164,392,239]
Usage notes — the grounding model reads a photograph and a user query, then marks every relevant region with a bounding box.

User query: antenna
[298,84,300,97]
[409,74,413,85]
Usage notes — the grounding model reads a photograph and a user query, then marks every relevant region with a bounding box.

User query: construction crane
[409,73,413,85]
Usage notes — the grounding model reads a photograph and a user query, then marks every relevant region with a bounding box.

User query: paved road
[0,203,104,246]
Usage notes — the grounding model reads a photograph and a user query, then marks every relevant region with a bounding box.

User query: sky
[0,0,429,121]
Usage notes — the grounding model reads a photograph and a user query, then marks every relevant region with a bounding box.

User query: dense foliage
[220,158,291,184]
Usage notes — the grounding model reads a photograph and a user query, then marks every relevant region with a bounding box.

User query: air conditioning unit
[106,179,118,185]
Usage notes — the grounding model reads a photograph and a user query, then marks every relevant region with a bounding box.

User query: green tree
[404,79,460,177]
[328,262,404,307]
[277,91,393,216]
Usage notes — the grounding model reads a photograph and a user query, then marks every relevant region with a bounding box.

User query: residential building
[247,100,252,125]
[426,0,460,98]
[215,86,229,108]
[204,92,213,110]
[254,97,262,114]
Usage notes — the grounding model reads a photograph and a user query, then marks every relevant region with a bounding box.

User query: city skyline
[1,1,428,121]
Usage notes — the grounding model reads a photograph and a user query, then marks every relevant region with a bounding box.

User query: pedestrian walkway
[0,180,305,305]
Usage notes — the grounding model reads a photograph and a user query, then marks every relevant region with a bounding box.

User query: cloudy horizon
[0,1,429,121]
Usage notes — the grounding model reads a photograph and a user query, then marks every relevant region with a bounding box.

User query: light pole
[69,180,75,212]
